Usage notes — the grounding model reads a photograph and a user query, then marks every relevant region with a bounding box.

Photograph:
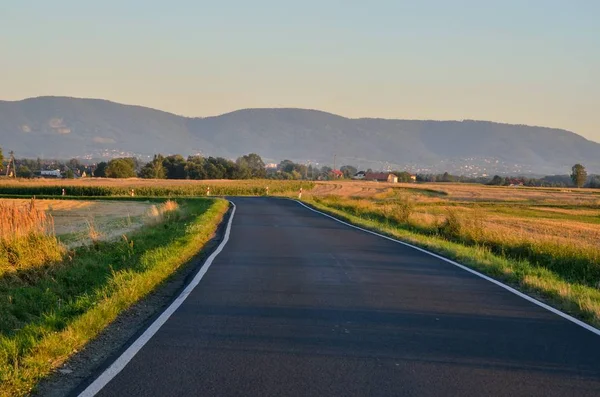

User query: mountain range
[1,96,598,175]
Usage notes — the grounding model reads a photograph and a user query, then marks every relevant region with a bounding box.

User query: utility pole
[5,151,15,177]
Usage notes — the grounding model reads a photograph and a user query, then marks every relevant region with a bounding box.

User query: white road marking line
[78,202,236,397]
[296,200,600,337]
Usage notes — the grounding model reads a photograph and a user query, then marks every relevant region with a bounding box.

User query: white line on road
[296,200,600,337]
[78,202,237,397]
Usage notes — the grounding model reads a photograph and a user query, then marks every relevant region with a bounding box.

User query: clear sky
[1,0,598,140]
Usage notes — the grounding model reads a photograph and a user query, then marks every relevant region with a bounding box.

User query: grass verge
[302,197,600,330]
[0,198,229,397]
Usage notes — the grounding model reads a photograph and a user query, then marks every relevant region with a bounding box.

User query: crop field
[0,178,312,197]
[305,181,600,326]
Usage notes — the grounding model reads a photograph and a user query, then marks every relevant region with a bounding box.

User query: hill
[1,97,598,175]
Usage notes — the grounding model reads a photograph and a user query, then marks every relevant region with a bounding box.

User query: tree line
[486,164,596,188]
[1,145,599,187]
[91,154,268,179]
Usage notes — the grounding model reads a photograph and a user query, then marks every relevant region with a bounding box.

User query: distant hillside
[1,96,599,175]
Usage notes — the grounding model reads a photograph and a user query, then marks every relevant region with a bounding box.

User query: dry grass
[0,198,55,241]
[0,199,64,274]
[145,200,179,224]
[311,181,600,205]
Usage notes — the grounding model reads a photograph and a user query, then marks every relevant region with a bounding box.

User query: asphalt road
[80,197,600,396]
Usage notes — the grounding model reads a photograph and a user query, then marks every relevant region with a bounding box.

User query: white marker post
[206,187,211,196]
[298,187,303,199]
[266,186,269,196]
[62,188,65,196]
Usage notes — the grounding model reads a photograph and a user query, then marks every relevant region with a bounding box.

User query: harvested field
[0,199,155,247]
[311,181,600,205]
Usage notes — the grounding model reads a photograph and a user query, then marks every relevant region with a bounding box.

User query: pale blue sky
[1,0,598,140]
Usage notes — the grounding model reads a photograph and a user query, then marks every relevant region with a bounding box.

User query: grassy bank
[304,195,600,329]
[0,198,229,396]
[0,179,313,197]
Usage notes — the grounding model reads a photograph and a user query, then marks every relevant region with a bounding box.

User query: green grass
[303,196,600,330]
[0,198,229,397]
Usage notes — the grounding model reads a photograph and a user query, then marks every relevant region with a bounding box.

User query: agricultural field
[304,181,600,326]
[0,178,312,197]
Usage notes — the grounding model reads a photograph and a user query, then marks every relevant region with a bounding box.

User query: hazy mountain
[1,96,599,175]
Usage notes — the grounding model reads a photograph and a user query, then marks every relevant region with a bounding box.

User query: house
[365,172,398,183]
[410,174,417,182]
[352,171,366,180]
[40,169,62,178]
[330,169,344,179]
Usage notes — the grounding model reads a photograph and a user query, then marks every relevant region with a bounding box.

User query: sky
[1,0,599,140]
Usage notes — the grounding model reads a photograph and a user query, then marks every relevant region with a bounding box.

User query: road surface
[78,197,600,396]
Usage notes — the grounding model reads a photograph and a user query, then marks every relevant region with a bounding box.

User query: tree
[587,175,600,189]
[394,171,413,183]
[571,164,587,188]
[68,158,82,173]
[65,169,75,179]
[185,156,208,180]
[163,155,187,179]
[236,153,266,178]
[0,147,3,173]
[340,165,357,178]
[106,158,136,178]
[139,154,167,179]
[16,165,33,178]
[489,175,504,186]
[441,172,455,182]
[278,160,296,174]
[94,162,108,177]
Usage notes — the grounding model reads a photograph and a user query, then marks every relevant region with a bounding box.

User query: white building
[41,169,62,178]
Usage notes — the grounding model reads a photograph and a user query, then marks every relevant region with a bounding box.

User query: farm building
[365,172,398,183]
[330,169,344,179]
[352,171,366,180]
[40,169,62,178]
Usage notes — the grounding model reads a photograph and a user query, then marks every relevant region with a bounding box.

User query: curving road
[77,197,600,396]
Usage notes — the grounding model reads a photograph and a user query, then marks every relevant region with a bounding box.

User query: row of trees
[93,154,268,179]
[93,155,365,180]
[486,164,593,188]
[1,145,598,188]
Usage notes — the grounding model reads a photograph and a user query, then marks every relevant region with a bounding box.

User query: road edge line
[295,199,600,337]
[78,201,237,397]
